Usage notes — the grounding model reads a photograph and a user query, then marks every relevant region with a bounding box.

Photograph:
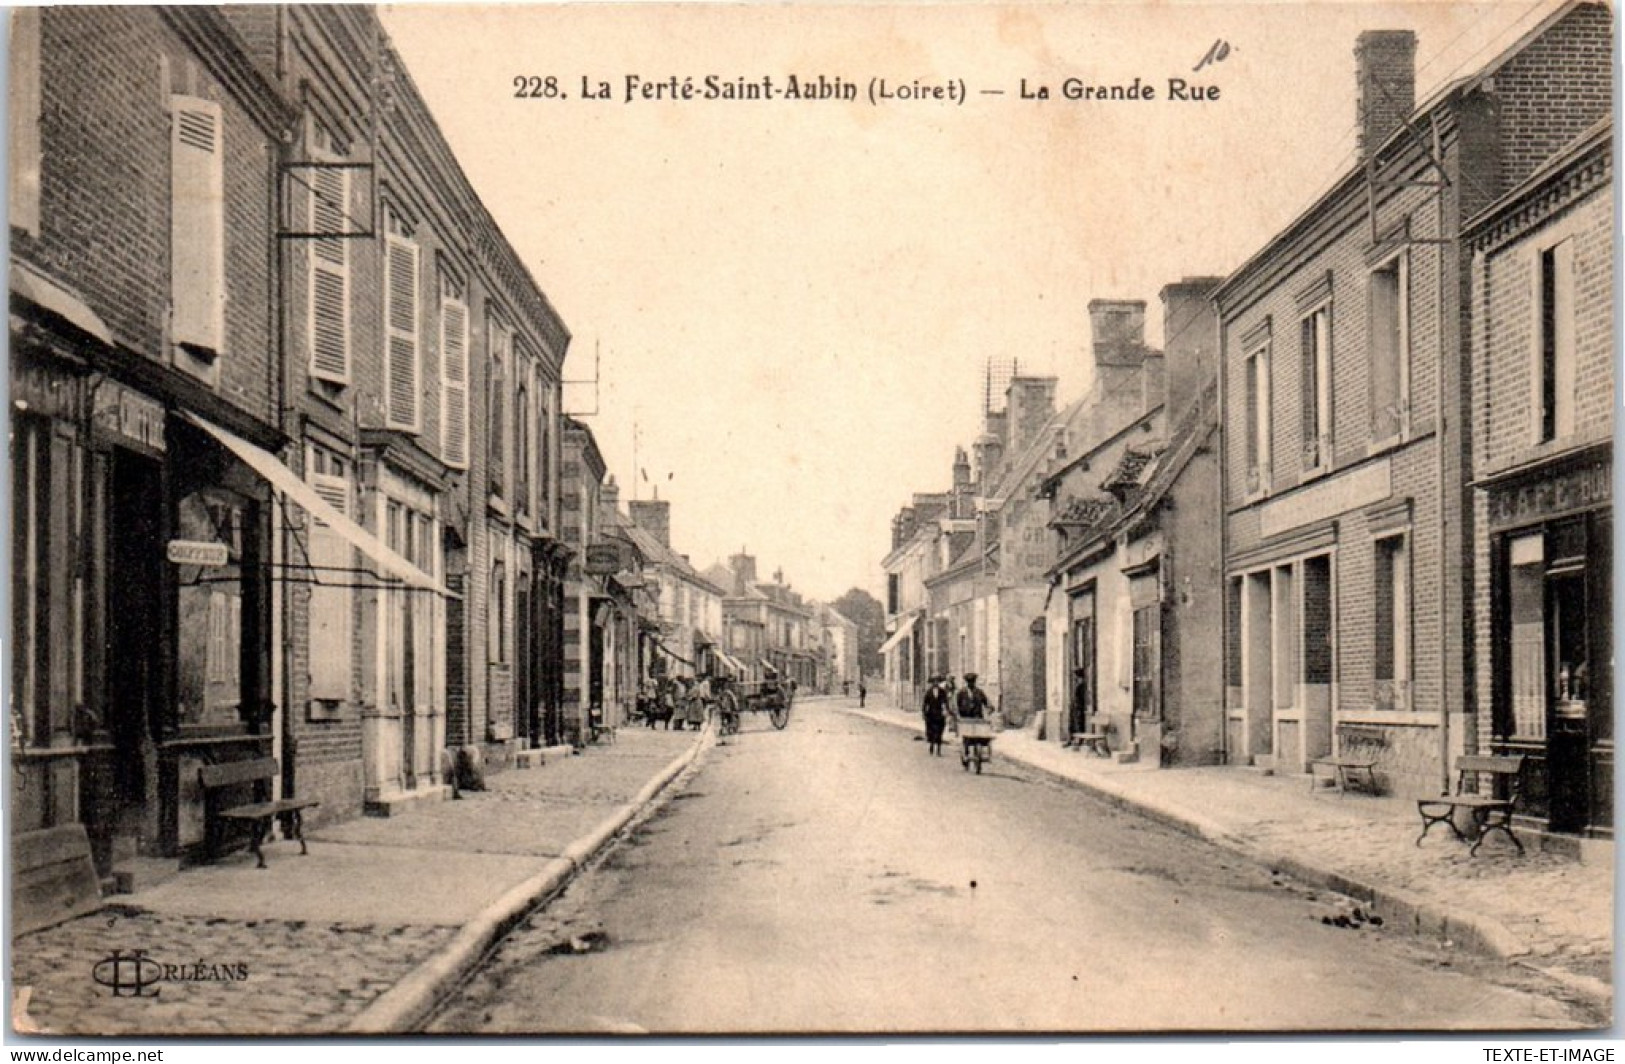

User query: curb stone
[346,731,709,1034]
[842,706,1537,966]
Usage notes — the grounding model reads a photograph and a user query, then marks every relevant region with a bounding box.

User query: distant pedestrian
[858,679,866,707]
[685,672,712,731]
[921,676,949,756]
[957,673,989,720]
[1069,667,1090,746]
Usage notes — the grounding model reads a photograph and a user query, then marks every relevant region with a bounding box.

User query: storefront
[1485,445,1612,837]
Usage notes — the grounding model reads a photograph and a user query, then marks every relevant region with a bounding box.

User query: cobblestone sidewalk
[10,729,696,1036]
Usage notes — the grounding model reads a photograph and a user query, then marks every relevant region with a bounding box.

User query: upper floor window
[1243,342,1271,493]
[1538,238,1576,443]
[307,154,351,388]
[1299,303,1332,471]
[488,319,510,498]
[515,376,531,517]
[1369,252,1410,442]
[9,8,41,236]
[171,95,226,363]
[383,216,421,431]
[439,271,469,468]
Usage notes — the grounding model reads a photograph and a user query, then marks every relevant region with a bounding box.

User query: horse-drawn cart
[717,676,794,730]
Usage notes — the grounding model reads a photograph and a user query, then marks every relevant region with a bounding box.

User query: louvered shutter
[385,235,420,430]
[170,95,225,353]
[308,473,353,701]
[309,168,351,383]
[441,299,469,467]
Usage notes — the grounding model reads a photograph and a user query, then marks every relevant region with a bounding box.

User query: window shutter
[308,473,353,701]
[309,168,351,384]
[440,299,469,467]
[170,95,226,353]
[385,235,420,430]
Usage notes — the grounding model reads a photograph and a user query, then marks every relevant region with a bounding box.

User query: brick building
[1466,120,1612,839]
[1212,2,1611,798]
[9,8,294,926]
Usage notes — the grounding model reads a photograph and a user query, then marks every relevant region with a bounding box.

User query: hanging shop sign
[583,541,625,575]
[167,539,229,567]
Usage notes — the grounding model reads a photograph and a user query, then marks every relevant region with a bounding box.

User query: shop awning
[181,411,453,597]
[12,261,114,346]
[877,613,919,656]
[715,650,746,676]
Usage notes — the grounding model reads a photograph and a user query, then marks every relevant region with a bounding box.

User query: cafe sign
[583,541,625,575]
[167,539,229,567]
[93,383,166,455]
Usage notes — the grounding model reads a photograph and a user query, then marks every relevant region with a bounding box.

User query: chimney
[1140,351,1166,415]
[952,446,971,491]
[973,431,1004,490]
[730,549,758,589]
[629,498,670,548]
[1356,30,1416,162]
[1005,376,1058,459]
[1089,300,1147,369]
[599,474,621,531]
[1159,277,1223,419]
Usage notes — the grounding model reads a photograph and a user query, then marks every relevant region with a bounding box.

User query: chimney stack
[1005,376,1058,460]
[1089,300,1147,368]
[730,549,758,590]
[629,498,670,548]
[1356,30,1417,162]
[599,474,621,531]
[1159,277,1223,420]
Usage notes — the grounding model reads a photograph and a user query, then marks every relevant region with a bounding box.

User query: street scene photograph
[4,0,1616,1040]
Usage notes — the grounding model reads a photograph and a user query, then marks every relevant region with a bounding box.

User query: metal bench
[198,758,319,869]
[1416,754,1526,856]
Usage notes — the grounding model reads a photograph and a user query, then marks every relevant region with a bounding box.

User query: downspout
[1433,109,1452,795]
[1214,296,1230,766]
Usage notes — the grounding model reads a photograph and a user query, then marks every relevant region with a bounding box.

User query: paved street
[429,698,1597,1034]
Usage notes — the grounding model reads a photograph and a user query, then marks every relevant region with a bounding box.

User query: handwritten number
[1194,39,1232,73]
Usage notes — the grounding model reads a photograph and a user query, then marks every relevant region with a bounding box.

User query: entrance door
[108,451,164,843]
[1070,610,1094,737]
[1546,517,1591,833]
[1029,617,1046,730]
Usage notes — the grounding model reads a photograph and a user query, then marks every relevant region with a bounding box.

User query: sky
[380,0,1567,602]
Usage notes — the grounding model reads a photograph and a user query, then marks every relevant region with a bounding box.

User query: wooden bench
[198,758,319,869]
[1310,724,1387,795]
[1066,727,1111,757]
[1416,754,1526,856]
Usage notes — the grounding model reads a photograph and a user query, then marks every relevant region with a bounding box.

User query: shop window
[1507,533,1546,740]
[1131,604,1160,720]
[1369,253,1410,441]
[1373,534,1410,711]
[175,488,248,731]
[1538,238,1576,443]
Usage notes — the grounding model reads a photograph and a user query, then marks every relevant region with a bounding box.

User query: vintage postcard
[6,0,1614,1041]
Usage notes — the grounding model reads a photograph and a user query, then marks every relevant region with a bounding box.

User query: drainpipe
[1433,110,1453,796]
[1214,296,1230,766]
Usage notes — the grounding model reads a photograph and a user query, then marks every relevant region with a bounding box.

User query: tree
[832,588,885,679]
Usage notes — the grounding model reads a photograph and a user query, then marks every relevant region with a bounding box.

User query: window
[537,384,551,523]
[516,376,531,517]
[175,489,249,730]
[1243,343,1271,492]
[1369,253,1409,441]
[308,165,351,385]
[439,273,469,468]
[1299,304,1332,470]
[1507,533,1546,740]
[1131,604,1160,720]
[1538,238,1576,443]
[489,560,507,664]
[306,446,352,710]
[488,319,509,498]
[9,7,41,235]
[170,95,226,361]
[10,416,80,747]
[384,228,421,430]
[1373,534,1410,710]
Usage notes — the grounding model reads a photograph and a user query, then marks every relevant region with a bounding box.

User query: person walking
[1069,667,1090,747]
[957,673,990,720]
[921,676,949,756]
[858,678,866,707]
[685,671,712,732]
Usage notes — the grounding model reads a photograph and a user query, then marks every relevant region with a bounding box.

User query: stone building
[1466,120,1612,840]
[1212,2,1611,798]
[625,498,726,681]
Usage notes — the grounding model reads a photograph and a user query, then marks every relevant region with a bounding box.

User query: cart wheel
[769,703,789,730]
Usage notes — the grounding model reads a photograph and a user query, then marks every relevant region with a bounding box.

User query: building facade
[1213,3,1610,798]
[1466,120,1612,838]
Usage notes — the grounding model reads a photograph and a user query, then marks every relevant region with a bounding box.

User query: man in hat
[956,672,989,720]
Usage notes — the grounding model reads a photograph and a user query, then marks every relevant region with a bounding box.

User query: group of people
[919,672,990,757]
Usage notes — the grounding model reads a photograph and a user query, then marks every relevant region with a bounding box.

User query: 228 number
[513,76,562,99]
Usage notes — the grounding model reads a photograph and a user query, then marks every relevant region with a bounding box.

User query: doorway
[107,450,164,844]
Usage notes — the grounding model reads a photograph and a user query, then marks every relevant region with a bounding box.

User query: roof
[1100,447,1163,495]
[621,525,726,595]
[1050,496,1120,532]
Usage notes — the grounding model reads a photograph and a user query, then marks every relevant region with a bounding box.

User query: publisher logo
[91,950,162,998]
